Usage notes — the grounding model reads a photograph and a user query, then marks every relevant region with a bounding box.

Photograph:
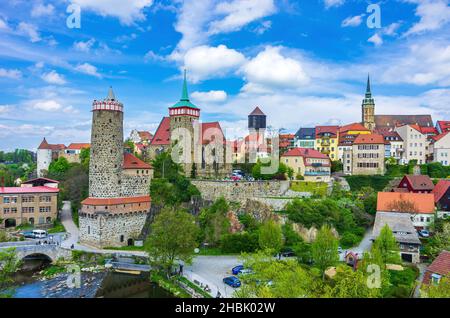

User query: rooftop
[282,147,329,159]
[0,186,60,194]
[249,106,265,116]
[400,175,434,191]
[170,70,198,109]
[354,133,385,144]
[67,143,90,150]
[433,179,450,203]
[426,250,450,276]
[377,192,435,214]
[375,114,433,128]
[82,195,151,206]
[123,152,152,169]
[372,212,421,245]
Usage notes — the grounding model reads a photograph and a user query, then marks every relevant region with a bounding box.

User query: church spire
[365,74,372,98]
[181,69,189,101]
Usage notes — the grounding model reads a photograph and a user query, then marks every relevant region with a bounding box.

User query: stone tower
[89,87,124,198]
[79,88,153,248]
[248,106,266,135]
[169,70,200,176]
[362,75,376,131]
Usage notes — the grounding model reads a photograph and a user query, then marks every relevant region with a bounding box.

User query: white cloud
[404,0,450,36]
[191,90,227,103]
[144,50,166,62]
[0,68,22,79]
[184,45,246,82]
[0,18,10,31]
[324,0,345,9]
[17,22,41,42]
[241,46,310,90]
[73,39,96,52]
[75,63,101,78]
[208,0,276,35]
[0,105,12,114]
[71,0,154,25]
[31,3,55,17]
[253,20,272,35]
[341,14,364,27]
[368,33,383,46]
[31,100,62,111]
[41,70,67,85]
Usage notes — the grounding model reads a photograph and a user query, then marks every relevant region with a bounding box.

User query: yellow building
[315,126,339,161]
[281,148,331,182]
[339,123,371,135]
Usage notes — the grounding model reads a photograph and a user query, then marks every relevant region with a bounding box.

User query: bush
[344,175,393,192]
[220,232,259,254]
[295,175,304,180]
[340,232,360,249]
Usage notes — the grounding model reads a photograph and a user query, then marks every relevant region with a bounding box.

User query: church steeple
[107,86,116,100]
[169,69,200,117]
[362,74,376,131]
[181,69,189,101]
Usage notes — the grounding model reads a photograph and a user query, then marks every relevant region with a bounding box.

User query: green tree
[331,160,343,173]
[325,265,382,298]
[0,248,21,290]
[372,224,401,267]
[421,277,450,298]
[258,220,283,253]
[47,157,70,180]
[145,208,199,276]
[151,151,182,179]
[252,160,288,180]
[199,197,230,246]
[79,148,90,170]
[312,225,339,279]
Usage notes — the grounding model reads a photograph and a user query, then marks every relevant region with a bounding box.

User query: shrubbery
[220,232,259,254]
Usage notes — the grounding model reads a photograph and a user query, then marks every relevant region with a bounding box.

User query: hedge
[344,175,393,192]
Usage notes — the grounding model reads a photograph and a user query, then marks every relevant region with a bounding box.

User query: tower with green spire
[362,74,376,131]
[169,70,200,176]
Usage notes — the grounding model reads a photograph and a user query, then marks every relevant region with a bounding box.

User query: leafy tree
[312,225,339,279]
[292,241,312,264]
[220,233,259,253]
[47,157,70,180]
[331,160,343,173]
[79,148,90,170]
[251,160,288,180]
[150,177,200,206]
[372,224,401,267]
[424,221,450,259]
[258,220,283,253]
[325,265,381,298]
[0,248,21,290]
[151,151,182,179]
[238,213,259,232]
[145,208,199,276]
[421,277,450,298]
[282,223,302,248]
[199,197,230,246]
[190,163,197,179]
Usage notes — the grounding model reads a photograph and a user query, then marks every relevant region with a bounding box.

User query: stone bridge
[0,244,72,262]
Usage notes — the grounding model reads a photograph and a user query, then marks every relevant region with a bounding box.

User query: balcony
[304,171,330,176]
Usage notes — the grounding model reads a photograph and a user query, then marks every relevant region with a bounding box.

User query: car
[232,265,244,275]
[418,230,430,238]
[237,269,253,276]
[21,231,35,239]
[223,276,241,288]
[231,175,242,181]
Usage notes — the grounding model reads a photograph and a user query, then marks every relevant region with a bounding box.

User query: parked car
[21,231,36,239]
[223,276,241,288]
[231,175,242,181]
[418,230,430,238]
[232,265,244,275]
[237,269,253,276]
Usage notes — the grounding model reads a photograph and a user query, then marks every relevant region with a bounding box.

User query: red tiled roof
[138,131,153,141]
[437,121,450,133]
[433,180,450,203]
[375,115,433,128]
[427,251,450,277]
[150,117,171,146]
[377,192,435,214]
[249,106,265,116]
[67,143,90,150]
[315,126,339,138]
[200,122,227,145]
[38,138,66,150]
[339,123,369,133]
[0,186,59,194]
[431,131,450,143]
[420,126,438,135]
[374,129,404,141]
[82,195,151,206]
[338,133,358,146]
[401,175,435,191]
[135,143,146,150]
[282,147,330,159]
[354,134,385,144]
[123,153,152,169]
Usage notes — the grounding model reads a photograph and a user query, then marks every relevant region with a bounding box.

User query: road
[339,229,373,261]
[184,255,240,298]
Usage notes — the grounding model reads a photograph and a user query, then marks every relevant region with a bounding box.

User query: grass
[42,265,66,277]
[150,272,191,298]
[197,247,238,256]
[47,220,66,234]
[178,276,213,298]
[290,181,328,196]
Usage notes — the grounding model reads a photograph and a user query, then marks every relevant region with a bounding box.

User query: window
[22,196,35,203]
[40,196,51,203]
[39,207,51,213]
[3,197,10,204]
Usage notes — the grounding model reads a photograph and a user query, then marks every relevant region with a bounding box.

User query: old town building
[281,148,331,182]
[79,88,153,248]
[344,134,386,175]
[362,75,376,131]
[315,125,339,161]
[0,177,59,228]
[395,124,428,165]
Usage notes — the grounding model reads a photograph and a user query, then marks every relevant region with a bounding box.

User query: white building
[395,124,428,165]
[431,132,450,166]
[36,138,66,177]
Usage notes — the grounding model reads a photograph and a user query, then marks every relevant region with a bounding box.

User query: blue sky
[0,0,449,151]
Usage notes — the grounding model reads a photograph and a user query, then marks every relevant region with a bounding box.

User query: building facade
[315,126,339,161]
[395,124,428,165]
[0,179,59,228]
[294,128,315,149]
[431,132,450,166]
[344,134,385,175]
[79,88,153,248]
[36,138,66,177]
[281,148,331,182]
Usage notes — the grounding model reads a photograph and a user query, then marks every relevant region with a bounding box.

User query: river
[10,259,174,298]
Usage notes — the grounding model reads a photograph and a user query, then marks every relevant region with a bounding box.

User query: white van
[32,229,47,239]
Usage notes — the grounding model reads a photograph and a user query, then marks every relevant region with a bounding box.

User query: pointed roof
[366,74,371,96]
[107,86,115,100]
[249,106,265,116]
[433,180,450,203]
[38,137,50,150]
[170,70,199,109]
[123,152,152,169]
[150,117,171,146]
